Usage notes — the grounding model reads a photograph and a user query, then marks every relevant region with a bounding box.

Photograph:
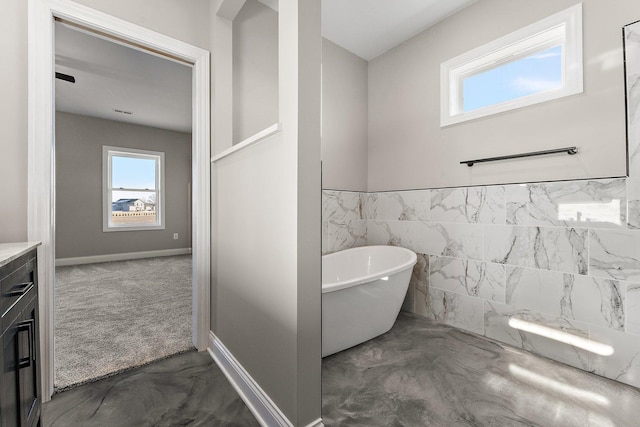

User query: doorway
[28,0,210,400]
[53,19,195,389]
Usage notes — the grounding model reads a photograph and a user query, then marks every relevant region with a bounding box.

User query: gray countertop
[0,242,41,269]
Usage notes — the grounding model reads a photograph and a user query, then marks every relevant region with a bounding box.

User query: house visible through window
[103,146,165,231]
[440,4,582,126]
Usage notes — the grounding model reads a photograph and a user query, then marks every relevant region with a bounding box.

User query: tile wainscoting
[322,178,640,389]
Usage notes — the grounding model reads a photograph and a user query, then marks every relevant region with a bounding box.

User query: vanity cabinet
[0,248,41,427]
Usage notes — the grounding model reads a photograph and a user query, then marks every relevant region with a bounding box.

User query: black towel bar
[461,147,577,167]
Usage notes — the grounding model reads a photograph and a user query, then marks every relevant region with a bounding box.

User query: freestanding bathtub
[322,245,417,357]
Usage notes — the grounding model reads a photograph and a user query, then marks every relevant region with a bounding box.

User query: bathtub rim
[322,245,417,294]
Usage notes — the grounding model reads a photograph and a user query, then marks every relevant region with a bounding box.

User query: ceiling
[55,1,476,131]
[259,0,478,61]
[323,0,478,60]
[55,22,192,133]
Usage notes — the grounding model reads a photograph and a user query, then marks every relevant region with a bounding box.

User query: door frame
[28,0,211,400]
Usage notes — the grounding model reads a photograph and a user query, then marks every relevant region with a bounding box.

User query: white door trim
[28,0,211,401]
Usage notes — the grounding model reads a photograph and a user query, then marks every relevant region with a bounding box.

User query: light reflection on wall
[508,317,614,356]
[588,48,623,71]
[557,199,621,225]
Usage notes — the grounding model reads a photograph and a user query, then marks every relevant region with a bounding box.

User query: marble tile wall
[627,20,640,179]
[322,179,640,389]
[320,19,640,390]
[322,190,367,254]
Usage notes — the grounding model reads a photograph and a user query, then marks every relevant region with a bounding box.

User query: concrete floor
[45,312,640,426]
[322,312,640,426]
[42,351,259,427]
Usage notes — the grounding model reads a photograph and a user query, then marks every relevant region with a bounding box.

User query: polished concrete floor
[44,313,640,426]
[42,351,259,427]
[322,312,640,426]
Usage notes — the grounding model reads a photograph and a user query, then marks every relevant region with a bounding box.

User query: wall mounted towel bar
[461,146,577,167]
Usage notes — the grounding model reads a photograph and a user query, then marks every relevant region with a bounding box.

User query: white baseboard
[55,248,192,266]
[207,332,325,427]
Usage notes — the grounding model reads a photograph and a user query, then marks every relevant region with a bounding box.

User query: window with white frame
[441,4,583,126]
[103,146,165,231]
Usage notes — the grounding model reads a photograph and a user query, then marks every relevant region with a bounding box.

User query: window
[103,146,165,231]
[441,4,583,126]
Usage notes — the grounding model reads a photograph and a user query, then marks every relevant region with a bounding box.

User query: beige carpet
[54,255,194,391]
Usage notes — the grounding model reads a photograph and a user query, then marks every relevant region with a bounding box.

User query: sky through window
[462,45,562,112]
[111,156,156,190]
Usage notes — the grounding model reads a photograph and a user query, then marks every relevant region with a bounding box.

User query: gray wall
[0,0,209,243]
[322,39,368,192]
[213,0,322,423]
[231,0,368,191]
[0,0,28,243]
[368,0,640,191]
[55,112,191,259]
[232,0,279,144]
[5,2,322,424]
[72,0,211,50]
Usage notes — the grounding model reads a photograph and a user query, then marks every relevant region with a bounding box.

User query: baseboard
[55,248,192,266]
[207,332,324,427]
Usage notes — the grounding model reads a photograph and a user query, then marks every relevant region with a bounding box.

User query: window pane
[462,45,562,112]
[112,155,156,190]
[111,190,157,226]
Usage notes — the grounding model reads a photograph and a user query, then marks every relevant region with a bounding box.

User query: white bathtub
[322,245,417,357]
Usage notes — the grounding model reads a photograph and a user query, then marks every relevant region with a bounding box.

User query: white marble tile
[506,267,625,331]
[484,301,592,371]
[627,178,640,229]
[429,256,505,303]
[626,22,640,177]
[626,22,640,123]
[362,193,376,220]
[430,186,505,224]
[506,267,564,314]
[423,222,484,260]
[484,225,588,274]
[589,324,640,389]
[365,190,430,221]
[322,190,363,222]
[325,219,367,254]
[571,276,626,332]
[404,253,429,313]
[625,283,640,336]
[413,257,429,318]
[506,179,626,229]
[322,221,328,255]
[589,229,640,281]
[417,288,484,335]
[368,220,483,260]
[367,220,430,254]
[630,122,640,178]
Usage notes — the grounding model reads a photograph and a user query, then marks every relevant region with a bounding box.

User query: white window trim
[441,3,583,127]
[102,145,166,232]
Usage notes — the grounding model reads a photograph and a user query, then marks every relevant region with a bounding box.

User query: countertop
[0,242,41,269]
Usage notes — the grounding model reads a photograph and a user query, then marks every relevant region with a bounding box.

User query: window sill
[102,225,166,232]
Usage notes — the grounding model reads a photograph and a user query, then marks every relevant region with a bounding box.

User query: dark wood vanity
[0,244,42,427]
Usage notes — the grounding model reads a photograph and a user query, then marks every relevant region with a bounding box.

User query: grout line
[324,176,626,193]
